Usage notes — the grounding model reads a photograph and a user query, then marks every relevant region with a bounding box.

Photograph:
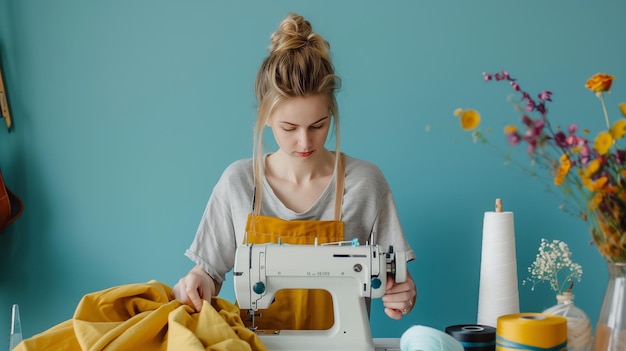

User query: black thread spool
[445,325,496,351]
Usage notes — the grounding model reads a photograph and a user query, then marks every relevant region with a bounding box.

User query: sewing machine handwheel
[392,250,407,283]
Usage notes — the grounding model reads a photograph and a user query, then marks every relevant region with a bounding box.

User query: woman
[172,12,416,331]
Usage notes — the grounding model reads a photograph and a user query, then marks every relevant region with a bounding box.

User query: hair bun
[269,13,329,58]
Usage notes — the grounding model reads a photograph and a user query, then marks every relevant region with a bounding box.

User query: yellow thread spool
[496,313,567,350]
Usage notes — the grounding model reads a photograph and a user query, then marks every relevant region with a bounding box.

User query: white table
[374,338,400,351]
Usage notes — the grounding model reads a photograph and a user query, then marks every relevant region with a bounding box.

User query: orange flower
[504,125,518,134]
[554,154,571,186]
[586,73,615,93]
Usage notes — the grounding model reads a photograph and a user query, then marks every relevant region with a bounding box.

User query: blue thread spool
[445,324,496,351]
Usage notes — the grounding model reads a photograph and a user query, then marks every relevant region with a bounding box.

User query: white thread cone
[477,211,519,327]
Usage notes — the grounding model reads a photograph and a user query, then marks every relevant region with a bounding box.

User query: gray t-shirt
[185,154,415,284]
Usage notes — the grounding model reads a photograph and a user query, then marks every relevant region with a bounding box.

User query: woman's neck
[265,149,335,185]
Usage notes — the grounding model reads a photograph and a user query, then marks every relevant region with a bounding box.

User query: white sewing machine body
[233,242,407,351]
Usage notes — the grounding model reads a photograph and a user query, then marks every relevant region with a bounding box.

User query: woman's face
[268,95,331,161]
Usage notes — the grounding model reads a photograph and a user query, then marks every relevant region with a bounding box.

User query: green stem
[600,93,611,130]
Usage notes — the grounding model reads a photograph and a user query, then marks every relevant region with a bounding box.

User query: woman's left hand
[381,272,416,320]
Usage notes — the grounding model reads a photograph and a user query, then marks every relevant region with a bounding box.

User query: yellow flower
[584,159,601,177]
[594,176,609,191]
[589,193,603,211]
[611,119,626,139]
[453,108,463,116]
[620,103,626,117]
[594,131,613,155]
[554,154,571,186]
[579,166,593,191]
[458,109,481,131]
[584,176,608,192]
[586,73,615,93]
[504,125,518,134]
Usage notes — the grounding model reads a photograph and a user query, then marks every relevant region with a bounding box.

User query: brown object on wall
[0,56,12,130]
[0,169,22,233]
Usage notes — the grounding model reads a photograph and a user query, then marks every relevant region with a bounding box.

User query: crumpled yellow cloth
[14,281,266,351]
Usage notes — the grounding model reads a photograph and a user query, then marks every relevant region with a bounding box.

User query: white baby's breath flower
[522,238,583,295]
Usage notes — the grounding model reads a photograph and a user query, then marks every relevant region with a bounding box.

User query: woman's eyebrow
[279,116,329,126]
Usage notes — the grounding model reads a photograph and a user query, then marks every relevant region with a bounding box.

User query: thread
[400,325,464,351]
[445,324,496,351]
[496,313,567,351]
[477,206,519,328]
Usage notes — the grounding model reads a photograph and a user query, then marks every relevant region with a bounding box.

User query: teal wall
[0,0,625,342]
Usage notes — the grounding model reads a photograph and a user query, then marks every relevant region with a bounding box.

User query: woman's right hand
[172,265,218,312]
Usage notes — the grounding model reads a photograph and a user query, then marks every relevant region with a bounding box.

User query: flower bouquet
[455,71,626,263]
[457,71,626,350]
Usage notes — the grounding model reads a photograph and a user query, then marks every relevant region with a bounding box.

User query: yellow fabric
[245,214,344,244]
[241,214,344,331]
[14,281,265,351]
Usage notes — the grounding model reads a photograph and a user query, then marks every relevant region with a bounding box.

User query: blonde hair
[252,13,341,215]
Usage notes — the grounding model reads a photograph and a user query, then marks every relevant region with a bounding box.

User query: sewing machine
[233,241,407,351]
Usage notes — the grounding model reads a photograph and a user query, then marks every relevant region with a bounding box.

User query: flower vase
[592,262,626,351]
[543,292,592,351]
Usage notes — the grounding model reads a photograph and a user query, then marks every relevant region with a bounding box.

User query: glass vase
[543,292,592,351]
[592,262,626,351]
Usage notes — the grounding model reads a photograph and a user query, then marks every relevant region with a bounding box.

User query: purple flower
[579,144,591,166]
[522,115,534,127]
[536,103,546,114]
[555,131,567,147]
[538,91,553,102]
[614,150,626,167]
[564,135,587,149]
[615,150,626,165]
[567,123,578,134]
[506,132,521,146]
[495,70,511,81]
